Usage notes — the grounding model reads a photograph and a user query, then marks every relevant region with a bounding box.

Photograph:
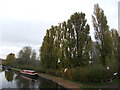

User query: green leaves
[92,4,119,66]
[15,46,37,69]
[40,12,91,69]
[5,53,15,66]
[40,4,118,71]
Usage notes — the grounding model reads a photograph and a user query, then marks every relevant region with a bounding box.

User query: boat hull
[20,70,38,79]
[20,72,38,79]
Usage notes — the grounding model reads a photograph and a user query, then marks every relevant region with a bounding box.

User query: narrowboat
[20,70,38,79]
[4,66,11,70]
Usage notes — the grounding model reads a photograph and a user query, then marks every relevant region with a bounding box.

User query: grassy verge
[12,68,21,71]
[79,78,119,89]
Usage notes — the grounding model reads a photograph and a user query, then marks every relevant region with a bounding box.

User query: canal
[0,69,118,90]
[0,70,67,89]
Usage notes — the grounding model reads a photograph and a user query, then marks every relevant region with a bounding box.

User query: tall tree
[68,12,91,66]
[40,27,56,69]
[40,30,50,68]
[58,21,70,68]
[31,50,37,68]
[103,30,113,64]
[5,53,15,66]
[92,4,111,66]
[17,46,32,68]
[31,50,36,60]
[111,29,119,61]
[40,12,91,69]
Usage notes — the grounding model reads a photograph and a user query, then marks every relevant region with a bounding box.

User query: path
[38,73,83,89]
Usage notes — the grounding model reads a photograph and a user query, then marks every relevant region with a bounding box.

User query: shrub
[72,67,90,82]
[64,68,73,80]
[88,65,105,82]
[55,69,64,77]
[72,63,117,83]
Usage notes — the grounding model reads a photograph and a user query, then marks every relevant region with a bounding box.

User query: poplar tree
[68,12,91,66]
[40,30,52,68]
[92,4,110,66]
[111,29,119,61]
[60,21,70,68]
[40,12,91,69]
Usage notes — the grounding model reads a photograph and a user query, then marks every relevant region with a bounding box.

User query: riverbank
[38,73,83,88]
[12,68,119,89]
[38,73,120,89]
[12,68,83,88]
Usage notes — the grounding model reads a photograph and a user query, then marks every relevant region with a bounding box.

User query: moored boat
[4,66,11,70]
[20,70,38,79]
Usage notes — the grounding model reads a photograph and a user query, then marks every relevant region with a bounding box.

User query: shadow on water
[4,70,14,82]
[1,70,67,89]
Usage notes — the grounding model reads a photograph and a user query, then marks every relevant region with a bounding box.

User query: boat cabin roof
[22,70,35,72]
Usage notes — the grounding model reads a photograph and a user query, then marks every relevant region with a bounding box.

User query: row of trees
[40,12,92,69]
[40,4,119,70]
[3,46,41,70]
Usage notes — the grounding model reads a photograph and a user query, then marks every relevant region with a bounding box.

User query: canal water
[0,70,67,89]
[0,69,118,90]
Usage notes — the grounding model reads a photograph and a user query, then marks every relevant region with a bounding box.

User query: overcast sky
[0,0,119,59]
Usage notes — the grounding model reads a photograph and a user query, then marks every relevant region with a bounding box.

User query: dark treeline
[3,4,119,83]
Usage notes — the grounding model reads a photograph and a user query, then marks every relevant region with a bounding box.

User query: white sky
[0,0,119,59]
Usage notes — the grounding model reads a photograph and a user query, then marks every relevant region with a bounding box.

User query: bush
[64,69,73,80]
[55,69,64,77]
[72,67,90,82]
[88,65,105,82]
[72,64,117,83]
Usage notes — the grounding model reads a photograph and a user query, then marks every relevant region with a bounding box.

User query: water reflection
[1,70,66,89]
[15,74,37,88]
[38,77,62,88]
[1,70,118,90]
[5,70,14,82]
